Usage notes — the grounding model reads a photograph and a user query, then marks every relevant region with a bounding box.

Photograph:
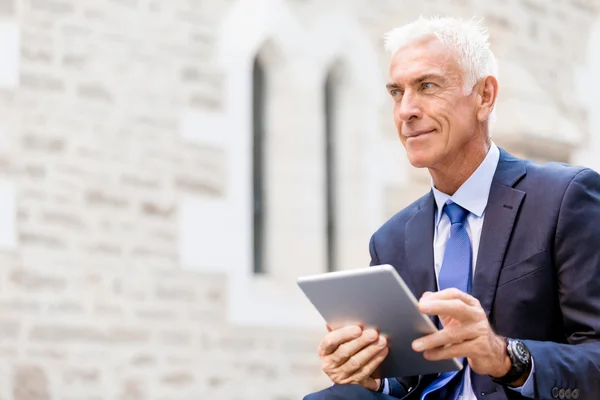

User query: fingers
[360,340,389,378]
[419,289,485,323]
[420,288,479,306]
[335,340,389,386]
[322,333,389,387]
[329,329,380,367]
[414,290,503,377]
[412,320,486,352]
[421,335,492,362]
[419,298,481,321]
[418,289,481,321]
[342,336,388,375]
[318,325,362,356]
[422,339,473,361]
[352,346,389,385]
[413,290,488,352]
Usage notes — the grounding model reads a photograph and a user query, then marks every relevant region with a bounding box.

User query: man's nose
[397,92,422,123]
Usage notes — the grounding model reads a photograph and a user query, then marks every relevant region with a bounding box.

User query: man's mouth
[404,129,435,139]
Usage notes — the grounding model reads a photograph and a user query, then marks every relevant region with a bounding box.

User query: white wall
[573,18,600,172]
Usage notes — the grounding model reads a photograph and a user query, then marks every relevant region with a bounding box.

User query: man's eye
[422,82,434,90]
[391,89,402,96]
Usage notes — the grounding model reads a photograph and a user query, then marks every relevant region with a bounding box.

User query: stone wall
[0,0,598,399]
[0,0,327,398]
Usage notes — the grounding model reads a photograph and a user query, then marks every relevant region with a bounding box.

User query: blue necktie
[421,202,472,400]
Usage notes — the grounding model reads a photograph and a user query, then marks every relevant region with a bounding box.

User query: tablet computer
[297,264,462,378]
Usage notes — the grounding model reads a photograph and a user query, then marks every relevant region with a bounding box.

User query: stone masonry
[0,0,598,399]
[1,0,326,398]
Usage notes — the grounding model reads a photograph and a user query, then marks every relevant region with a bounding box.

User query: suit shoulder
[373,191,430,237]
[523,159,596,189]
[517,160,600,203]
[525,159,588,181]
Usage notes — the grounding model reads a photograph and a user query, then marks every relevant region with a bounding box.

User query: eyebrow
[386,73,445,90]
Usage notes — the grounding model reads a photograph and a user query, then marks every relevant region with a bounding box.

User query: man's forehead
[388,41,461,82]
[389,64,447,79]
[388,62,458,84]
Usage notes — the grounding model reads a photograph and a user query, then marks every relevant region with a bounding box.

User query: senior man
[304,16,600,400]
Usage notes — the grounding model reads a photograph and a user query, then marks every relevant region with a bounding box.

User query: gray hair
[384,16,498,128]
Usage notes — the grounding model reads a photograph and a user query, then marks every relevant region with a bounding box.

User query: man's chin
[406,154,433,169]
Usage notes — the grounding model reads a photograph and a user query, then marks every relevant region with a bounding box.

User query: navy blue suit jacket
[369,150,600,400]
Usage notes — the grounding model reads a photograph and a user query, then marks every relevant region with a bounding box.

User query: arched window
[324,69,337,272]
[252,55,266,274]
[218,0,385,325]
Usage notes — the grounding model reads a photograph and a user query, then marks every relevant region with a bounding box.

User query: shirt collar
[431,142,500,227]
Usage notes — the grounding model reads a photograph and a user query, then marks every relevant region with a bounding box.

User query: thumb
[362,377,381,392]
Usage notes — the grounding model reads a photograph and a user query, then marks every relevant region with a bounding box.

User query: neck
[429,138,491,195]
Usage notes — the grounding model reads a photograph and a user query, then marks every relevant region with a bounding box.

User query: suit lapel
[472,151,526,317]
[405,192,437,300]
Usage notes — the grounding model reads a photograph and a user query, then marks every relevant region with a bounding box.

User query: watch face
[513,341,530,364]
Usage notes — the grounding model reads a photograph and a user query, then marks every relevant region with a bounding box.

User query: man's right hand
[317,325,389,391]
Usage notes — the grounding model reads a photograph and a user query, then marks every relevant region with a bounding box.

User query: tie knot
[444,202,468,225]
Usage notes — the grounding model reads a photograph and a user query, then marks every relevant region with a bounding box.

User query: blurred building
[0,0,599,399]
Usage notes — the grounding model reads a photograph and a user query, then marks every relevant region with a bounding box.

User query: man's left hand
[411,288,512,379]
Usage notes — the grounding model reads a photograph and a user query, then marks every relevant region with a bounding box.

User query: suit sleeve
[523,168,600,399]
[369,235,381,266]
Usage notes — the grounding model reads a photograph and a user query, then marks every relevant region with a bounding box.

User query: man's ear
[477,75,499,122]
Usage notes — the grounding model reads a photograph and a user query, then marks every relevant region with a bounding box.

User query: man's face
[387,37,481,169]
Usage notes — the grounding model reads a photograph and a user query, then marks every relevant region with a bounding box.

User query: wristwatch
[492,338,532,386]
